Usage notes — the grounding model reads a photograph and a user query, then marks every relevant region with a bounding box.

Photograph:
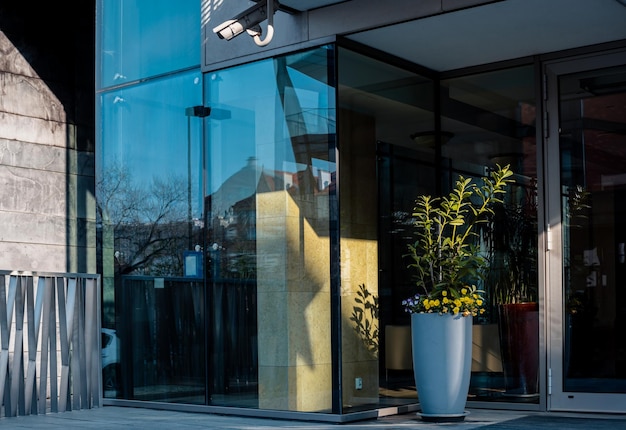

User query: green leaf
[449,217,464,226]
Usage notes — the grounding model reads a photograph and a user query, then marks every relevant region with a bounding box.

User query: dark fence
[0,271,101,417]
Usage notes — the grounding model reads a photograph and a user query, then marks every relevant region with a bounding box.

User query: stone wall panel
[0,72,65,122]
[0,164,67,215]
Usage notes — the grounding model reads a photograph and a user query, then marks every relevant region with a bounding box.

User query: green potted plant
[402,164,513,421]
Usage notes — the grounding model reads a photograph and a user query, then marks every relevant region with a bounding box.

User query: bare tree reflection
[98,162,191,276]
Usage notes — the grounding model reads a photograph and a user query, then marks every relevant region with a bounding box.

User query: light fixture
[579,71,626,96]
[213,0,279,47]
[410,131,454,148]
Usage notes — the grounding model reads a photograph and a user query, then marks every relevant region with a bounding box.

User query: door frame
[544,48,626,413]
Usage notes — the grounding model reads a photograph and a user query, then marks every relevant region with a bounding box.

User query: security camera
[213,1,279,41]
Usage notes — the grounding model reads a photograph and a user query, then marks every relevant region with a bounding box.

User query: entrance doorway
[546,50,626,412]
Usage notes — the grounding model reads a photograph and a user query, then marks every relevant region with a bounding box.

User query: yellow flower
[434,299,440,307]
[461,288,468,295]
[453,307,460,314]
[454,299,462,307]
[476,299,483,306]
[442,291,448,297]
[443,297,449,304]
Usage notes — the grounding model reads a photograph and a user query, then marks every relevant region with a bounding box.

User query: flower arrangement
[402,286,485,317]
[403,164,514,317]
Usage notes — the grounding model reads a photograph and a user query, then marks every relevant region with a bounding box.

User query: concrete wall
[0,3,96,273]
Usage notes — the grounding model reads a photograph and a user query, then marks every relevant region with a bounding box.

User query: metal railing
[0,271,101,417]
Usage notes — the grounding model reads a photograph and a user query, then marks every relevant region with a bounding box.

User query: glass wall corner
[204,44,337,412]
[97,29,544,416]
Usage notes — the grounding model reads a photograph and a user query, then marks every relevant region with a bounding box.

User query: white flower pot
[411,312,472,421]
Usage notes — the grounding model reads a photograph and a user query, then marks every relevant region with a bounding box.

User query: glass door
[546,50,626,412]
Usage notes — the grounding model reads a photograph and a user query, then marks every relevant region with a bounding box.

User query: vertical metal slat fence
[0,271,101,417]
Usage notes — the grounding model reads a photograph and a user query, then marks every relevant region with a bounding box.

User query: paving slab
[1,407,626,429]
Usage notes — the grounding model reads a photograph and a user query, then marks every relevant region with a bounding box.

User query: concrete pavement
[1,407,626,429]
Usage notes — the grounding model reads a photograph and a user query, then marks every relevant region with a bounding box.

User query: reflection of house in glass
[206,156,334,282]
[202,138,337,408]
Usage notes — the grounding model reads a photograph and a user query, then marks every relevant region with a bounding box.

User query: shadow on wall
[0,2,96,273]
[350,283,379,357]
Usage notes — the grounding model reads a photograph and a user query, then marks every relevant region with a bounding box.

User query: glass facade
[441,67,539,402]
[97,0,203,401]
[95,0,626,419]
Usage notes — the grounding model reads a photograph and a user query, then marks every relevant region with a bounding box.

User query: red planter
[497,303,539,397]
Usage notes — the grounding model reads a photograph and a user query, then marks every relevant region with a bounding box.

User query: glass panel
[337,47,435,412]
[97,70,204,400]
[441,66,539,403]
[98,0,200,89]
[205,46,335,411]
[119,277,205,403]
[560,65,626,393]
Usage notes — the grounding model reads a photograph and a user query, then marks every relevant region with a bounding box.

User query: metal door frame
[544,48,626,413]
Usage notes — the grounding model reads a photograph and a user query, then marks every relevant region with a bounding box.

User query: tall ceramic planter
[411,312,472,421]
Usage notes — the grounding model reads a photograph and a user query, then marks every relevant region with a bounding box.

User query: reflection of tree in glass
[567,185,591,228]
[97,163,190,276]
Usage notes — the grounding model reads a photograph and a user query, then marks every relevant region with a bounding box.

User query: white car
[101,328,120,391]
